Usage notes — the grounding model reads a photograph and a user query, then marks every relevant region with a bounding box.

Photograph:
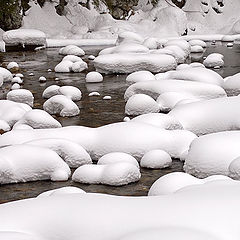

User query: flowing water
[0,42,240,203]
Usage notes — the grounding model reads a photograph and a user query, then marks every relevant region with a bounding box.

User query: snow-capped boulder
[0,67,13,82]
[6,89,34,107]
[54,60,73,73]
[26,138,92,168]
[0,145,71,184]
[221,35,235,42]
[223,72,240,91]
[93,53,177,74]
[190,45,204,53]
[59,45,85,56]
[13,109,61,129]
[165,39,191,55]
[228,157,240,180]
[124,80,226,101]
[203,53,224,68]
[97,152,139,168]
[130,113,183,130]
[184,131,240,178]
[148,172,231,196]
[62,55,82,62]
[0,120,11,132]
[7,62,19,70]
[58,86,82,101]
[164,45,188,63]
[116,31,144,45]
[189,39,207,48]
[126,70,156,83]
[140,149,172,169]
[169,96,240,135]
[71,61,88,73]
[72,162,141,186]
[143,37,160,49]
[42,85,60,99]
[125,94,160,115]
[85,72,103,83]
[39,76,46,83]
[43,95,80,117]
[12,76,23,84]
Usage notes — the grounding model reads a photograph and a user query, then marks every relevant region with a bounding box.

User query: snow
[0,145,71,184]
[124,80,226,101]
[143,37,160,49]
[0,67,13,82]
[71,61,88,73]
[89,92,100,97]
[0,122,196,161]
[169,96,240,135]
[85,72,103,83]
[62,55,83,62]
[164,45,188,64]
[15,73,24,78]
[221,35,235,42]
[12,77,23,84]
[7,62,19,70]
[6,89,34,107]
[59,45,85,56]
[148,172,231,196]
[0,75,3,88]
[93,53,177,74]
[39,76,46,83]
[42,85,60,98]
[116,31,144,45]
[0,120,10,132]
[140,149,172,169]
[184,131,240,178]
[3,29,46,46]
[164,39,191,55]
[43,95,80,117]
[155,67,224,86]
[125,94,160,116]
[126,71,156,83]
[190,45,204,53]
[223,73,240,90]
[189,39,207,48]
[26,138,92,168]
[130,113,183,130]
[97,152,139,168]
[103,96,111,100]
[203,53,224,68]
[55,58,88,73]
[58,86,82,101]
[72,162,141,186]
[13,109,61,129]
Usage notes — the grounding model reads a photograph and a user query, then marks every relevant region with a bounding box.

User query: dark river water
[0,41,240,203]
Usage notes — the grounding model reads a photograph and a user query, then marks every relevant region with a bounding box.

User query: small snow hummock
[189,39,207,48]
[43,95,80,117]
[7,62,19,70]
[88,92,100,97]
[227,43,234,47]
[140,149,172,169]
[126,70,156,83]
[72,162,141,186]
[7,89,34,107]
[0,145,71,184]
[12,76,23,84]
[88,55,96,60]
[15,73,24,78]
[203,53,224,68]
[125,94,160,116]
[39,76,46,83]
[190,45,204,53]
[97,152,139,168]
[103,96,111,100]
[85,71,103,83]
[59,45,85,56]
[11,83,20,90]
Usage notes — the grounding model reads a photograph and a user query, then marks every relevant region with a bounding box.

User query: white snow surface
[223,73,240,90]
[85,72,103,83]
[203,53,224,68]
[0,67,13,82]
[7,62,19,70]
[126,71,156,83]
[7,89,34,107]
[59,45,85,56]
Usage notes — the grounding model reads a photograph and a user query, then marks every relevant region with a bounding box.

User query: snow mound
[97,152,139,168]
[155,67,224,86]
[55,57,88,73]
[93,53,177,74]
[12,76,23,84]
[0,75,3,88]
[221,35,235,42]
[89,91,100,97]
[143,37,160,49]
[203,53,224,68]
[164,45,188,64]
[0,67,13,82]
[42,85,60,99]
[39,76,46,83]
[125,94,160,115]
[0,145,71,184]
[0,120,11,132]
[130,113,183,130]
[13,109,61,129]
[72,162,141,186]
[190,45,204,53]
[184,131,240,178]
[43,95,80,117]
[140,149,172,169]
[117,31,144,45]
[0,122,197,161]
[165,39,191,55]
[169,96,240,135]
[124,80,226,101]
[126,71,156,83]
[86,72,103,83]
[7,89,34,107]
[3,29,46,46]
[59,45,85,56]
[148,172,231,196]
[38,187,86,198]
[223,73,240,90]
[7,62,19,70]
[26,138,92,168]
[59,86,82,101]
[71,61,88,73]
[189,39,207,48]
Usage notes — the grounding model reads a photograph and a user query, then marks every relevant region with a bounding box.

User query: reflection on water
[0,42,240,203]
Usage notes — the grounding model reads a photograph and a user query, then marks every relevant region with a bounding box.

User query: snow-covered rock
[203,53,224,68]
[116,31,144,45]
[39,76,46,82]
[126,70,156,83]
[6,89,34,107]
[0,145,71,184]
[130,113,183,130]
[86,72,103,83]
[0,75,3,88]
[54,58,88,73]
[7,62,19,70]
[223,73,240,90]
[54,60,73,73]
[165,39,191,55]
[59,45,85,56]
[125,80,226,101]
[184,131,240,178]
[140,149,172,169]
[103,96,111,100]
[189,39,207,48]
[42,85,60,99]
[0,120,11,132]
[98,152,139,168]
[164,45,188,64]
[125,94,160,115]
[13,109,61,129]
[88,91,100,97]
[148,172,231,196]
[221,35,235,42]
[71,61,88,73]
[12,76,23,84]
[62,55,82,62]
[169,96,240,135]
[59,86,82,101]
[43,95,80,117]
[93,53,177,74]
[72,162,141,186]
[0,122,197,161]
[190,45,204,53]
[143,37,160,49]
[0,67,13,82]
[26,138,92,168]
